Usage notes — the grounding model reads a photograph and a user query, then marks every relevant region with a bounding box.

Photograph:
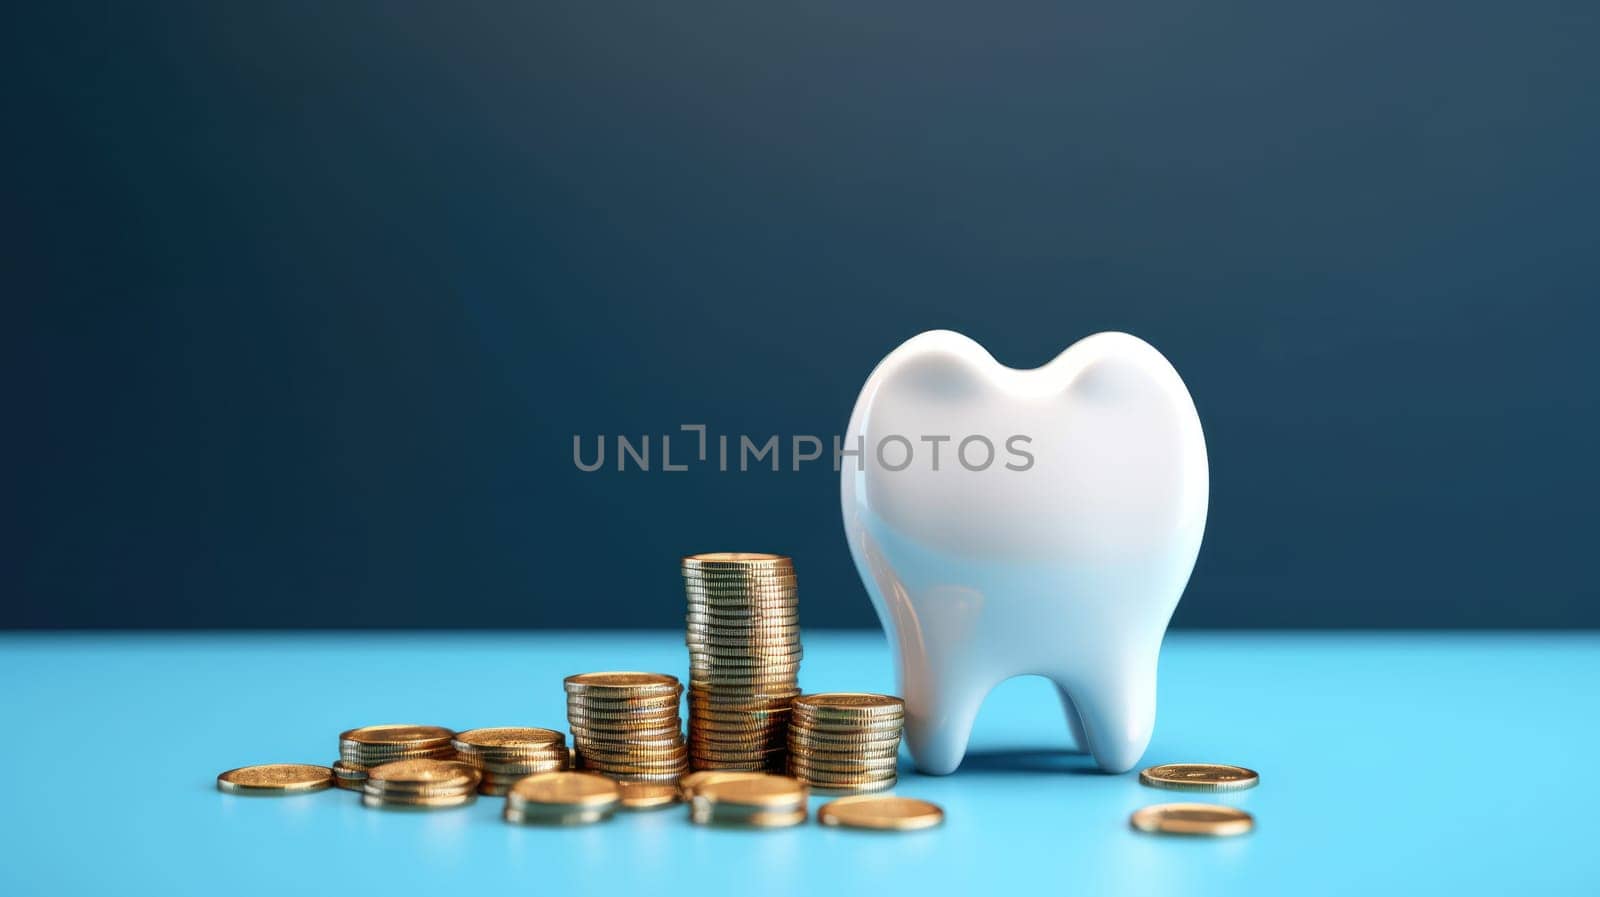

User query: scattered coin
[1130,803,1254,836]
[1138,763,1259,792]
[818,796,944,831]
[216,764,333,795]
[504,771,621,825]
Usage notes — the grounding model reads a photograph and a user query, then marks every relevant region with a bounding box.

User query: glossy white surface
[840,330,1209,773]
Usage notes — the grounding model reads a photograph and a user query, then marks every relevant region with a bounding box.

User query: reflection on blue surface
[1,632,1595,895]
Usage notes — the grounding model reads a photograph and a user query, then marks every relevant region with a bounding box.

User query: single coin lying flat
[217,764,333,795]
[1138,763,1259,792]
[1130,803,1253,836]
[818,796,944,831]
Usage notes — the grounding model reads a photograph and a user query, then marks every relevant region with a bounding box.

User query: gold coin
[339,747,455,766]
[216,764,333,795]
[567,703,681,717]
[1130,803,1254,836]
[331,760,369,778]
[789,757,898,775]
[340,724,454,747]
[1138,763,1260,792]
[793,694,903,716]
[805,777,898,795]
[362,792,475,810]
[569,728,684,744]
[603,771,686,784]
[693,773,806,808]
[818,796,943,831]
[689,693,800,708]
[684,585,798,596]
[789,734,902,752]
[789,767,898,785]
[682,551,793,566]
[478,759,568,777]
[616,780,680,809]
[790,748,901,766]
[566,702,681,717]
[503,805,613,826]
[453,727,565,751]
[576,747,689,765]
[678,770,762,798]
[507,771,620,808]
[564,672,681,695]
[580,759,690,776]
[565,706,681,722]
[365,759,480,792]
[691,806,808,827]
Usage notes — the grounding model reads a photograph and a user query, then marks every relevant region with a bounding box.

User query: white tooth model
[840,330,1208,774]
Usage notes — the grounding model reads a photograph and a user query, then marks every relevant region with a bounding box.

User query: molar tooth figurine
[839,330,1209,774]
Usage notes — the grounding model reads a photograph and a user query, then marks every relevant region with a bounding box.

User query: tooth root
[903,666,996,775]
[1051,660,1157,774]
[1054,684,1089,754]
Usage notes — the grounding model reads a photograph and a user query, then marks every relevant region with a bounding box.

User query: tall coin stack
[564,672,689,782]
[452,727,571,796]
[787,693,903,793]
[334,724,456,792]
[682,552,802,771]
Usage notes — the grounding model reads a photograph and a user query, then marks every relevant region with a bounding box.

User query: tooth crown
[840,330,1208,774]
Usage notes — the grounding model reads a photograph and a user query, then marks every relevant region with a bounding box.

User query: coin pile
[504,771,621,825]
[334,724,456,792]
[682,552,802,771]
[452,727,571,796]
[361,758,480,810]
[787,693,903,792]
[688,772,808,828]
[565,672,689,782]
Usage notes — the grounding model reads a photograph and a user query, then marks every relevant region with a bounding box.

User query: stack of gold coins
[682,552,801,771]
[361,758,480,810]
[688,772,807,827]
[452,727,571,796]
[334,724,456,792]
[503,771,621,825]
[787,693,903,793]
[564,672,689,782]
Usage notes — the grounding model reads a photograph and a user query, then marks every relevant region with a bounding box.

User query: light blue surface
[1,632,1595,896]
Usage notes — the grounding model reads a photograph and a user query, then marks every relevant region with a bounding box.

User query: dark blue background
[8,1,1597,628]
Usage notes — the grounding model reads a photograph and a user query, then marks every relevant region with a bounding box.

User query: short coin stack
[504,771,621,825]
[688,772,808,828]
[361,758,480,810]
[335,724,456,792]
[452,727,571,796]
[564,672,689,782]
[682,552,802,771]
[787,693,903,793]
